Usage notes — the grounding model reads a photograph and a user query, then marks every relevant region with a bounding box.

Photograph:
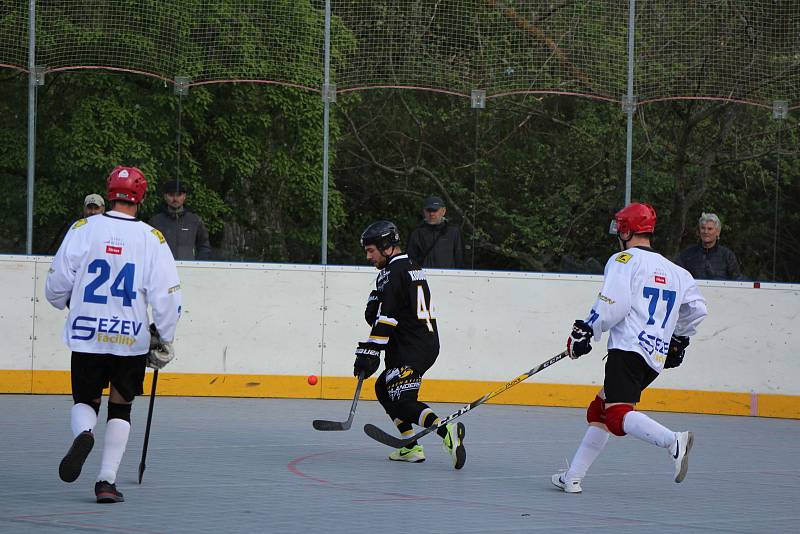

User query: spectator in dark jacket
[149,180,211,260]
[676,212,744,280]
[407,196,464,269]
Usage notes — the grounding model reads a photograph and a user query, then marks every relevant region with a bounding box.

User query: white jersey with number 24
[45,211,182,356]
[585,246,707,372]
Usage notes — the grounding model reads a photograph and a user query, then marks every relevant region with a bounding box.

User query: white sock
[565,426,609,480]
[623,411,676,448]
[97,419,131,484]
[71,403,97,437]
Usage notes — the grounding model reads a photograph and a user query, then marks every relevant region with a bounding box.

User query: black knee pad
[107,402,132,423]
[73,399,101,415]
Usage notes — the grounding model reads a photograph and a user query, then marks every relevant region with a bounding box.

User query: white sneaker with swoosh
[672,431,694,483]
[551,472,582,493]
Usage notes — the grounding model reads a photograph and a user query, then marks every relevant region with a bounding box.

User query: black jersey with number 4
[366,254,439,371]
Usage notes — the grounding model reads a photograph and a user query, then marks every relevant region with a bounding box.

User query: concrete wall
[1,255,797,418]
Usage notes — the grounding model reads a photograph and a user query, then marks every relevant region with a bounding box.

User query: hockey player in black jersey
[355,220,466,469]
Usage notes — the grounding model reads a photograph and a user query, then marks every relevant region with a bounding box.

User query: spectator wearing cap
[676,212,744,280]
[407,195,464,269]
[83,194,105,217]
[148,180,211,260]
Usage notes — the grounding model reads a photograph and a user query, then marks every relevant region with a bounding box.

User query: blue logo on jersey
[637,330,669,358]
[71,315,143,345]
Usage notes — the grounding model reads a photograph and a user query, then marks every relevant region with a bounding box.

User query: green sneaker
[389,444,426,463]
[442,422,466,469]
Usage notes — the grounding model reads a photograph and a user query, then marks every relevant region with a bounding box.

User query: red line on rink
[286,449,531,513]
[8,512,105,519]
[287,450,337,484]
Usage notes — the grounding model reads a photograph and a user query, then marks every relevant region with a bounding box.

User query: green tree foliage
[331,90,800,281]
[0,0,352,261]
[0,1,797,281]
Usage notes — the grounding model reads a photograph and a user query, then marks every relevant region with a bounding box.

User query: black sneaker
[59,431,94,483]
[95,481,124,503]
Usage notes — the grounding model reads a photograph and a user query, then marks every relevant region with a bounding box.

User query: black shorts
[71,352,147,403]
[375,365,427,411]
[603,349,659,404]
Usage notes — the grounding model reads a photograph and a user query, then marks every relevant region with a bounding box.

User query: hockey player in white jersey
[46,166,181,503]
[552,202,707,493]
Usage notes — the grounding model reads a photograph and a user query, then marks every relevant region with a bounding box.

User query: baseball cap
[161,180,189,194]
[84,194,105,207]
[423,196,445,210]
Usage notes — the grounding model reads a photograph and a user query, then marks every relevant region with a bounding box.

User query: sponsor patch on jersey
[597,293,615,305]
[151,228,166,244]
[654,275,667,284]
[105,245,122,255]
[615,252,633,264]
[168,284,181,294]
[72,218,88,230]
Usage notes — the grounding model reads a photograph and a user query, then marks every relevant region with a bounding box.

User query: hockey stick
[138,369,158,484]
[364,350,568,448]
[312,371,365,431]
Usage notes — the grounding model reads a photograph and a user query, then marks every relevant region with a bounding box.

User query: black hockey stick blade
[313,419,349,431]
[364,350,568,448]
[138,369,159,484]
[312,371,365,431]
[364,423,408,448]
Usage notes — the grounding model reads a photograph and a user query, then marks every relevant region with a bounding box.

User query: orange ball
[307,375,318,386]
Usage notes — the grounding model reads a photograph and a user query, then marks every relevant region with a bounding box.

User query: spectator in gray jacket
[407,196,464,269]
[149,180,211,260]
[676,212,744,280]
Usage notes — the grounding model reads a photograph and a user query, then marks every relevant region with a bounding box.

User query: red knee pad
[586,395,606,424]
[605,404,633,436]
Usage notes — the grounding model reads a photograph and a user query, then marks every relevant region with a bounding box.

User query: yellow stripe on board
[0,370,32,393]
[1,370,797,419]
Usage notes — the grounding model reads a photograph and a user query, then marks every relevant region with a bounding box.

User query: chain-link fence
[1,1,798,279]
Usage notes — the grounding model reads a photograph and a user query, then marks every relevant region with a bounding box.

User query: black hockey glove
[566,320,593,359]
[664,335,690,369]
[354,342,382,378]
[364,290,381,326]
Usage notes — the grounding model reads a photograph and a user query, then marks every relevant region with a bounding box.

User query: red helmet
[106,166,147,205]
[614,202,656,235]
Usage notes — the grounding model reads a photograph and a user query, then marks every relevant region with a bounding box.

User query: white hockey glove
[148,324,175,370]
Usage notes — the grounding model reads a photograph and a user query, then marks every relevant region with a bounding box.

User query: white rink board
[2,256,798,395]
[0,259,35,371]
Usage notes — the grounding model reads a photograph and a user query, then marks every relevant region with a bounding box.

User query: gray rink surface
[0,395,798,534]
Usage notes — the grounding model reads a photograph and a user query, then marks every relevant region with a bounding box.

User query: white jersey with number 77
[585,246,707,372]
[45,212,182,356]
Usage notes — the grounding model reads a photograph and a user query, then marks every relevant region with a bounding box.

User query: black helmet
[360,220,400,250]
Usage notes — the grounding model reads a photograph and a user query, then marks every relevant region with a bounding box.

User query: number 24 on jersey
[83,259,137,307]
